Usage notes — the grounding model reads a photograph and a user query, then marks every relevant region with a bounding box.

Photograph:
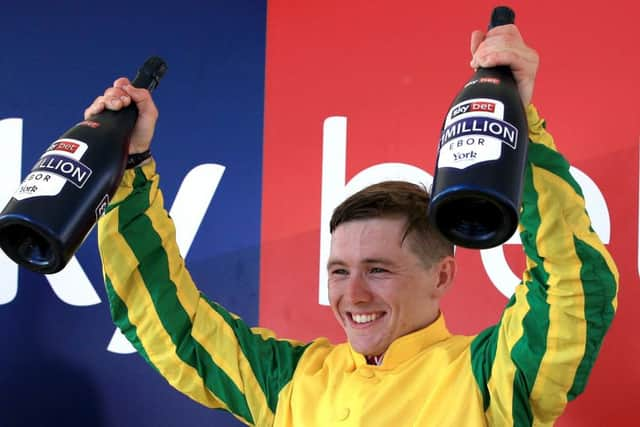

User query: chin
[351,340,383,357]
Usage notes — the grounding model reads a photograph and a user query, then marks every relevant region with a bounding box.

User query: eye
[369,267,388,274]
[330,268,349,276]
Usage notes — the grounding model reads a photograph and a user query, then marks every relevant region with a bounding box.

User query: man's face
[327,217,445,357]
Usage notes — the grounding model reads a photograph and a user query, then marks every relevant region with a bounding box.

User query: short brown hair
[329,181,454,267]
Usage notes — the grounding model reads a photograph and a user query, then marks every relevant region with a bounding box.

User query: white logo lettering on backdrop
[0,119,23,304]
[318,116,611,305]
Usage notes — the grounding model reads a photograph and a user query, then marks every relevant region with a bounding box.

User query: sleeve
[97,160,310,427]
[468,105,619,426]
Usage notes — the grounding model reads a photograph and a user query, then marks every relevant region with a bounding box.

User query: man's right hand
[84,77,159,154]
[469,24,539,108]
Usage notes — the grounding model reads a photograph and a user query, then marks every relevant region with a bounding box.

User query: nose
[345,273,372,303]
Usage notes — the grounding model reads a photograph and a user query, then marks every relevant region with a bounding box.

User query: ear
[433,255,457,296]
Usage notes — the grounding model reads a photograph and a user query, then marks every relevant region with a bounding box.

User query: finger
[84,96,106,119]
[473,48,521,69]
[470,30,485,69]
[474,42,538,69]
[102,77,134,109]
[113,77,132,89]
[472,36,532,70]
[113,76,152,112]
[120,85,158,118]
[476,34,522,54]
[104,86,127,98]
[485,23,521,39]
[106,89,132,109]
[470,30,485,55]
[120,84,150,103]
[481,24,523,51]
[99,85,132,110]
[104,95,125,111]
[114,77,147,104]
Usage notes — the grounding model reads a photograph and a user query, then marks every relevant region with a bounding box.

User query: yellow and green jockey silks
[98,105,618,426]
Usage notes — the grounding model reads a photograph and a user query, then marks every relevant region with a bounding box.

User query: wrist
[126,149,152,169]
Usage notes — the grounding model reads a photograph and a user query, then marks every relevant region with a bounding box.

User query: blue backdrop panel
[0,2,265,426]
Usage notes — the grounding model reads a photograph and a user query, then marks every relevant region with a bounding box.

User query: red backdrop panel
[261,1,640,425]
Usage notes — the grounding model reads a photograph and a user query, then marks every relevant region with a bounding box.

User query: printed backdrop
[1,1,638,426]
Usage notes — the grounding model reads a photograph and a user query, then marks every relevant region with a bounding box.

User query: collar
[349,313,451,369]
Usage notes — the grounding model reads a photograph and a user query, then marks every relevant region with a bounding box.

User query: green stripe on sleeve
[104,274,157,373]
[510,150,549,425]
[473,109,619,425]
[207,300,310,413]
[471,152,551,426]
[471,323,500,410]
[526,140,583,198]
[567,237,617,400]
[117,172,254,424]
[470,294,517,411]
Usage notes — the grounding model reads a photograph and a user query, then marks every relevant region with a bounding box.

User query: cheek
[327,284,345,324]
[327,283,342,309]
[384,281,432,314]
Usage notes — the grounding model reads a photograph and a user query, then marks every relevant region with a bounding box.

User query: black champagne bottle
[0,56,167,274]
[428,6,528,249]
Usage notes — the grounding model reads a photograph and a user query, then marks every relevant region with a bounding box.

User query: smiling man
[95,23,618,427]
[327,182,456,363]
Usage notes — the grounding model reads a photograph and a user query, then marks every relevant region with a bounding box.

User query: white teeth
[352,313,380,324]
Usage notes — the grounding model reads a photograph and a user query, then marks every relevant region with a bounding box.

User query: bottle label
[438,98,518,170]
[95,194,110,221]
[13,138,93,200]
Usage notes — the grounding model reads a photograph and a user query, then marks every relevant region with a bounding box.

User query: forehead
[330,217,408,256]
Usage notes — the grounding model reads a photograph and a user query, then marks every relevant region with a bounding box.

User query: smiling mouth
[349,312,384,325]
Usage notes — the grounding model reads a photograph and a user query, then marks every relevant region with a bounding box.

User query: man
[90,23,618,426]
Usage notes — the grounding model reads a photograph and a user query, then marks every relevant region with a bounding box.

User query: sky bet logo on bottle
[438,97,517,170]
[49,139,81,153]
[14,138,92,200]
[450,100,497,119]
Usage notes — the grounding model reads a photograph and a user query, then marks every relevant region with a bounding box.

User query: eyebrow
[326,257,396,270]
[326,259,345,270]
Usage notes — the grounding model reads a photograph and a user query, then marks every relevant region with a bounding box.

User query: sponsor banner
[0,2,267,426]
